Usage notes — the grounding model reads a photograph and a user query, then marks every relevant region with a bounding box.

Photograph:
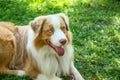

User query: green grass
[0,0,120,80]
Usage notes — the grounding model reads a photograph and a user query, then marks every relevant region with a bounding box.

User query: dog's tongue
[47,41,64,56]
[54,46,64,56]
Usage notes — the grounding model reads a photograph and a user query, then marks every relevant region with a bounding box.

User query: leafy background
[0,0,120,80]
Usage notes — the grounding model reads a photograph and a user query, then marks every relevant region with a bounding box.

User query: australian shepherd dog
[0,13,84,80]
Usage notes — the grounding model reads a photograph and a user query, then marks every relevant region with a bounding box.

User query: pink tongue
[47,40,64,56]
[54,46,64,56]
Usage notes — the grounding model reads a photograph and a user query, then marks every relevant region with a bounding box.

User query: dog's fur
[0,13,84,80]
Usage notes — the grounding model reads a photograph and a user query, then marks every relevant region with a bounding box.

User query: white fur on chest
[34,46,59,76]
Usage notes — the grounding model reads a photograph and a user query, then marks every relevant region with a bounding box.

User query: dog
[0,13,84,80]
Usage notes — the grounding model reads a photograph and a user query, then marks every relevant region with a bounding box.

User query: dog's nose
[59,39,67,45]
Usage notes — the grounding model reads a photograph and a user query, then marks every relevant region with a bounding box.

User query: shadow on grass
[0,74,32,80]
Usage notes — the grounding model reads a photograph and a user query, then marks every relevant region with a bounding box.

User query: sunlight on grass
[114,58,120,68]
[114,31,120,41]
[112,16,120,26]
[28,0,75,11]
[80,0,93,4]
[29,1,42,10]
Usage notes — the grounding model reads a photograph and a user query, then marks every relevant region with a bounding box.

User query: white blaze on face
[50,15,67,46]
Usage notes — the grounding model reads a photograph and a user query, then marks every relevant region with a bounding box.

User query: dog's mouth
[46,40,64,56]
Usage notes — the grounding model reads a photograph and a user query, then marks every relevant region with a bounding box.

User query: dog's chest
[33,46,71,76]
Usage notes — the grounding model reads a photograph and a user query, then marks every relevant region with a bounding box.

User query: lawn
[0,0,120,80]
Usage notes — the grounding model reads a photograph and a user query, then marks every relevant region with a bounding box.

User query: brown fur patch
[34,23,54,50]
[60,21,72,44]
[31,17,47,33]
[0,22,16,69]
[58,14,69,31]
[24,54,41,78]
[0,22,40,78]
[0,22,16,32]
[66,31,72,44]
[12,27,29,69]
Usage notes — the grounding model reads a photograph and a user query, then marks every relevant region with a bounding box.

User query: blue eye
[48,30,53,33]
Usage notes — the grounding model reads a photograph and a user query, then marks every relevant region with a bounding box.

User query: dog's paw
[17,70,26,76]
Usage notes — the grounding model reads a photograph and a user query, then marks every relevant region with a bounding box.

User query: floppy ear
[57,13,69,31]
[30,16,46,33]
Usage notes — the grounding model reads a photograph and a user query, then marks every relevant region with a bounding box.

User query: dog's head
[30,13,72,56]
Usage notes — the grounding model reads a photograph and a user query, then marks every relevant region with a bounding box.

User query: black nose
[59,39,67,45]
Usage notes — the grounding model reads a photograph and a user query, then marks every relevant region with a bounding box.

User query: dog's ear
[30,16,46,33]
[58,13,69,31]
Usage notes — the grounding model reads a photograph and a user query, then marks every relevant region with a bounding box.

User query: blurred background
[0,0,120,80]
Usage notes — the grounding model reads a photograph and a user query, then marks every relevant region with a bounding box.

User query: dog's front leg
[70,62,84,80]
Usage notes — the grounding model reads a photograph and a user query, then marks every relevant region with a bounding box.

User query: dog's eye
[48,29,53,33]
[61,27,66,32]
